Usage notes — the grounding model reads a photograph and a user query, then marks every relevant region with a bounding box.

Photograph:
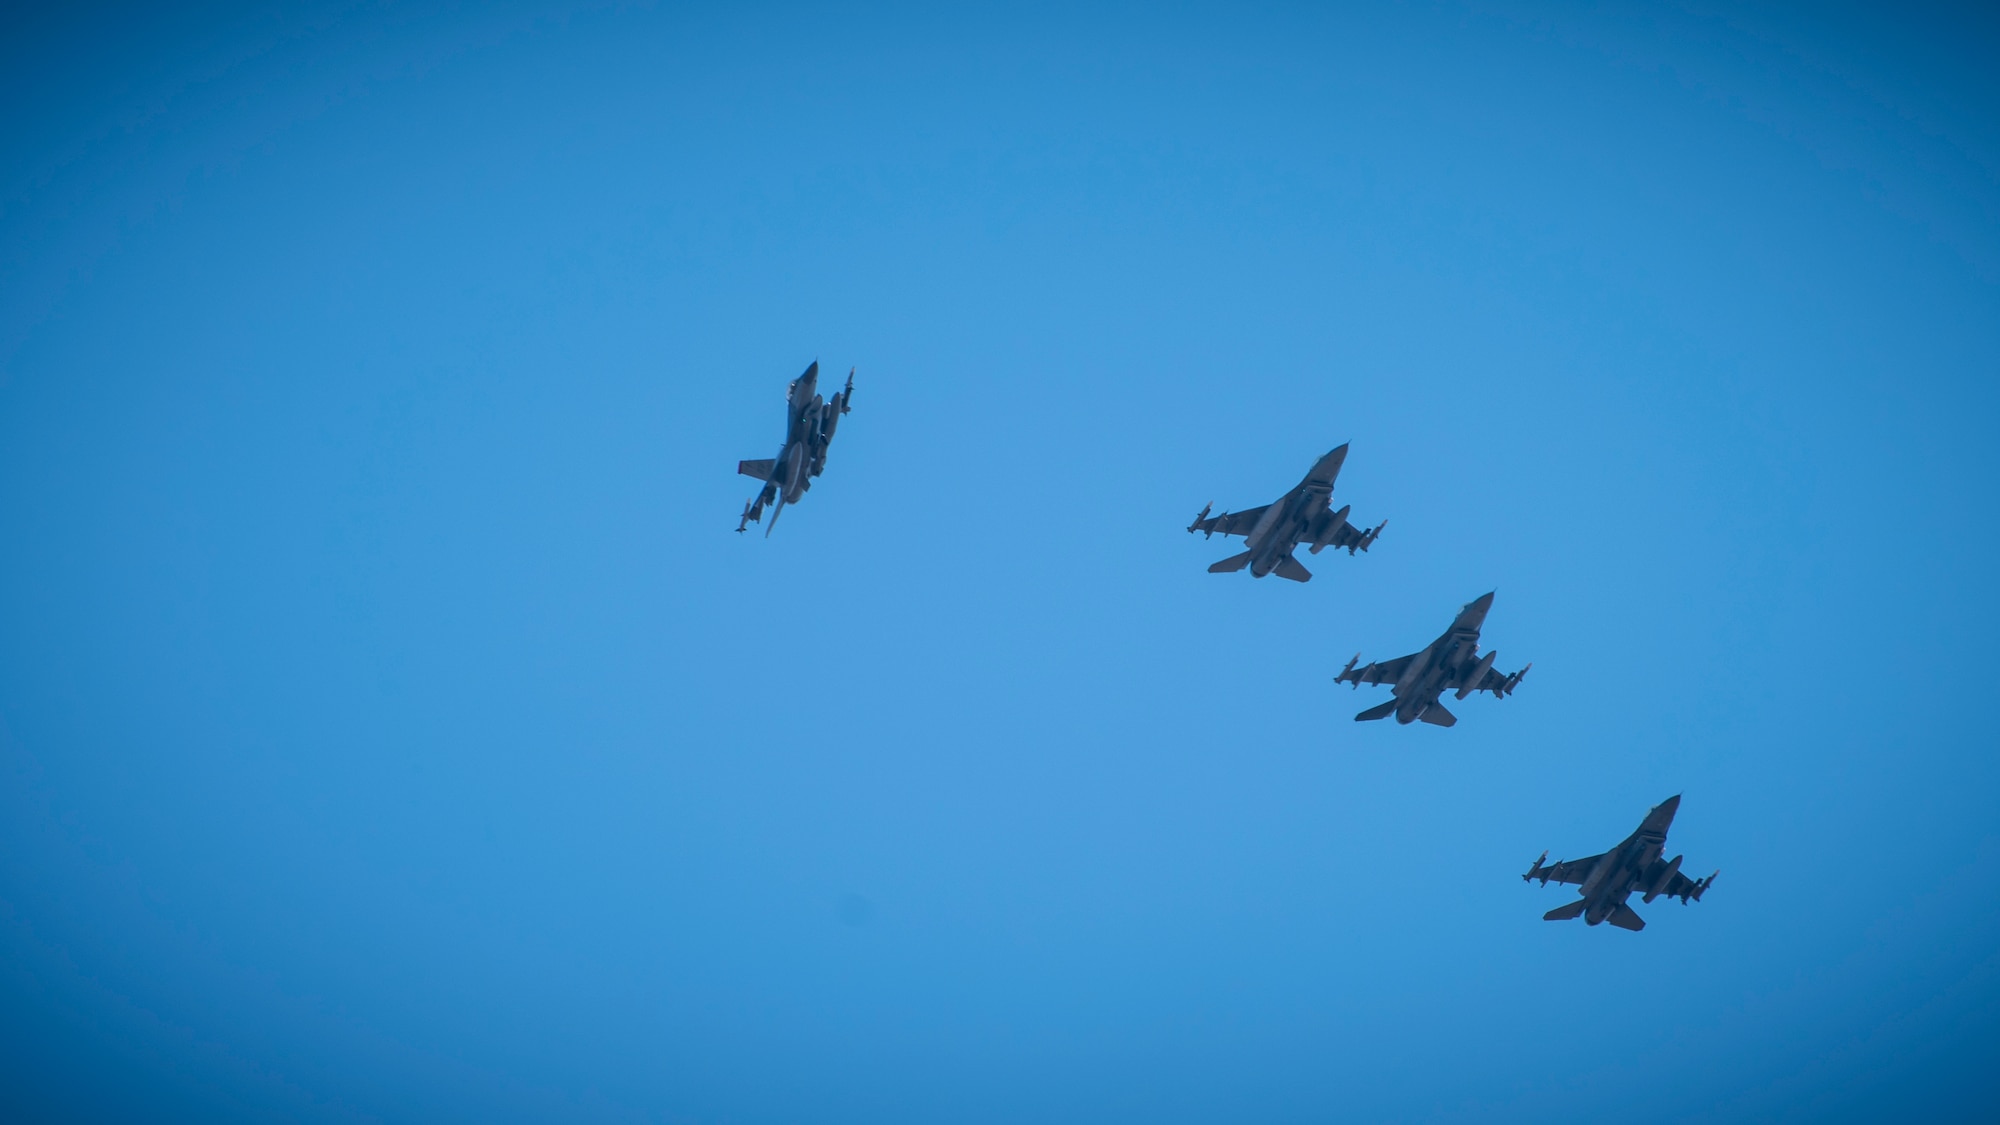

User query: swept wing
[1445,661,1529,696]
[1336,653,1417,687]
[1189,504,1269,539]
[1525,853,1604,887]
[1302,506,1383,554]
[1649,867,1718,903]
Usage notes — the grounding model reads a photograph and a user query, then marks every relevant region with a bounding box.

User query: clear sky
[2,2,1997,1122]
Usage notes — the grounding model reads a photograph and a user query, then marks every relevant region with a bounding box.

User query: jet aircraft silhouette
[1187,444,1385,581]
[1523,795,1718,931]
[1335,592,1528,725]
[736,361,853,535]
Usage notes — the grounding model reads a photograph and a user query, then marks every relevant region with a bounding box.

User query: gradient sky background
[3,2,1997,1122]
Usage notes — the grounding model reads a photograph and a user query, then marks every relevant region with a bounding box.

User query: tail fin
[1543,899,1587,922]
[738,458,777,482]
[1417,701,1457,727]
[1354,700,1398,722]
[1207,550,1254,574]
[1609,904,1646,931]
[1273,554,1312,582]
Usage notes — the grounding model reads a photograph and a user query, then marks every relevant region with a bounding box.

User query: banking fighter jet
[1186,444,1385,581]
[1523,795,1718,931]
[1334,592,1528,725]
[736,361,854,534]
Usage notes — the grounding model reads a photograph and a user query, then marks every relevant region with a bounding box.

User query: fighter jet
[736,361,854,535]
[1523,795,1718,931]
[1334,591,1528,725]
[1186,444,1385,581]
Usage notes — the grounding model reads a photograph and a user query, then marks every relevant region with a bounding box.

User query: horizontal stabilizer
[738,458,777,482]
[1273,554,1312,582]
[1417,701,1457,727]
[1543,899,1587,922]
[1354,700,1398,722]
[1208,550,1254,574]
[1609,904,1646,931]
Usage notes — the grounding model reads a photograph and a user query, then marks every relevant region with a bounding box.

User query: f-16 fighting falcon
[1523,795,1718,931]
[1186,444,1385,581]
[736,361,854,535]
[1334,591,1528,726]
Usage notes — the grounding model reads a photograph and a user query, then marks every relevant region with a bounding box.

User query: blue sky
[2,2,1997,1122]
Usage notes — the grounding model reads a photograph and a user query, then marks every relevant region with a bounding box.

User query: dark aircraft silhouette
[736,361,854,535]
[1187,444,1385,582]
[1524,795,1718,931]
[1335,592,1528,726]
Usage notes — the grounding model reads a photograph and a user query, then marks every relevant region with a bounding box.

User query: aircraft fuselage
[1578,801,1677,925]
[1243,480,1325,577]
[1390,600,1493,723]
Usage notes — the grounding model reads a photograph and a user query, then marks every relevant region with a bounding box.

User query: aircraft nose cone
[1468,591,1495,611]
[1640,793,1683,833]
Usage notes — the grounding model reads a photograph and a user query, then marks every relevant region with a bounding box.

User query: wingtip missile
[841,368,855,410]
[1501,662,1532,696]
[1351,518,1388,555]
[1522,850,1548,881]
[1187,502,1213,535]
[1338,653,1359,681]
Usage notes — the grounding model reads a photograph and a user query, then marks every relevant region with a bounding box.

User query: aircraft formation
[733,361,1718,932]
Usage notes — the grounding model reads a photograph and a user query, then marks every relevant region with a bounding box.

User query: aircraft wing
[1336,653,1416,687]
[1190,504,1269,539]
[1446,664,1514,695]
[1533,854,1604,887]
[1304,508,1381,553]
[1655,868,1716,902]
